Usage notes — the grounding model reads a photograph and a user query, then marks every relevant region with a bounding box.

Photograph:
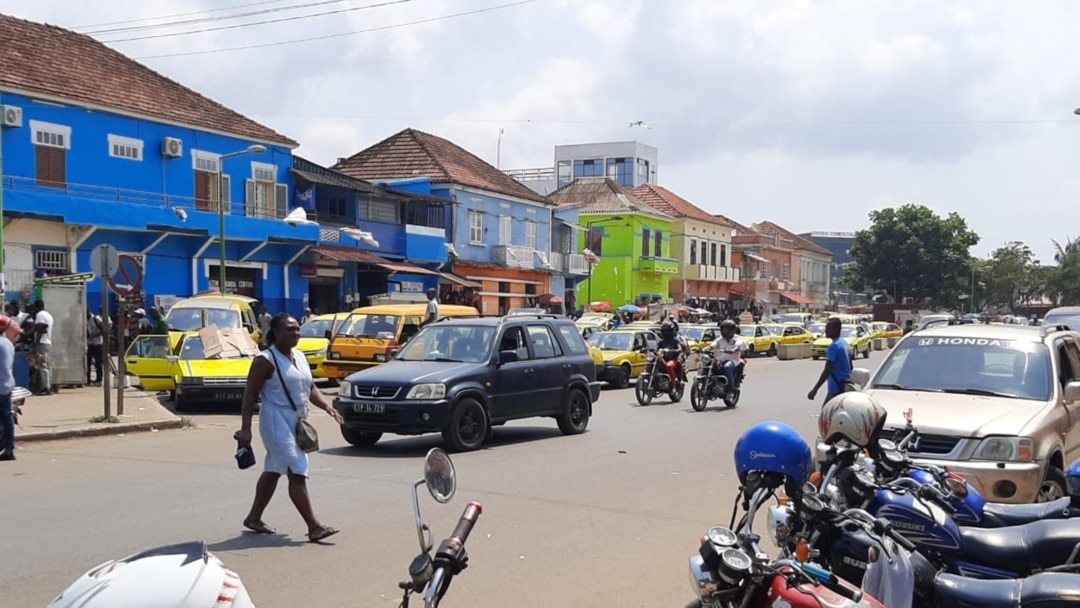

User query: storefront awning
[378,263,440,276]
[438,272,481,288]
[745,253,767,263]
[780,291,814,305]
[311,245,389,264]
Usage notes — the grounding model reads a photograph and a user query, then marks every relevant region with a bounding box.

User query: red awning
[780,291,814,305]
[438,272,481,288]
[378,263,440,276]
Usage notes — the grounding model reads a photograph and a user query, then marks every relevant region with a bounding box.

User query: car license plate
[353,402,385,414]
[214,392,235,400]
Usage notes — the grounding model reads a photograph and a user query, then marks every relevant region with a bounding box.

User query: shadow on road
[208,532,309,552]
[322,426,568,459]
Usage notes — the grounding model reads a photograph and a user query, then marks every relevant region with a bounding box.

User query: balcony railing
[493,244,536,269]
[2,174,292,220]
[639,256,680,274]
[548,252,589,275]
[686,265,741,282]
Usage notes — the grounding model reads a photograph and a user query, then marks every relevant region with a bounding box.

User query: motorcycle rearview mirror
[943,475,969,499]
[423,448,456,504]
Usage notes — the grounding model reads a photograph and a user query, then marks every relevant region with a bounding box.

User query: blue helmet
[734,421,813,488]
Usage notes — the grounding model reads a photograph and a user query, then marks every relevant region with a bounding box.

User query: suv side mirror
[851,368,871,387]
[498,350,519,365]
[324,330,333,340]
[388,348,400,359]
[166,355,179,364]
[1065,381,1080,404]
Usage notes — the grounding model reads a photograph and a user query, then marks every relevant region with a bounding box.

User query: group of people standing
[0,299,52,461]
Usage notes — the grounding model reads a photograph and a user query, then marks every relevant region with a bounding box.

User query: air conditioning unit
[902,297,915,305]
[161,137,183,158]
[1,105,22,128]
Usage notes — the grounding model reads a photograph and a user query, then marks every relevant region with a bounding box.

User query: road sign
[89,244,120,279]
[108,254,143,296]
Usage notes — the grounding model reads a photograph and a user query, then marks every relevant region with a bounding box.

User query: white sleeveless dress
[258,346,313,476]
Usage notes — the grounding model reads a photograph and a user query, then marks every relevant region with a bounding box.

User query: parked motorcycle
[635,347,685,405]
[397,448,481,608]
[690,350,743,411]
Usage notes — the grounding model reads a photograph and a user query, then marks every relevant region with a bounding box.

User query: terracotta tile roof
[312,245,390,264]
[0,14,296,147]
[548,177,672,220]
[630,184,732,227]
[714,214,756,235]
[332,128,550,204]
[752,221,832,256]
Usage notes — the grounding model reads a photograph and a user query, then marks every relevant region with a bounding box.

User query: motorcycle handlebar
[450,501,483,546]
[917,484,957,514]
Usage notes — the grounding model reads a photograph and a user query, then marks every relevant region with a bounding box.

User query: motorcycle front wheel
[635,374,654,406]
[669,379,685,403]
[723,388,740,408]
[690,379,707,411]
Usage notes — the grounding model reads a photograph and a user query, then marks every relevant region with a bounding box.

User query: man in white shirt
[32,300,54,395]
[708,320,748,390]
[422,288,440,327]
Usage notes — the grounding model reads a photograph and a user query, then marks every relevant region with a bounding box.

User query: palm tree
[1052,236,1080,264]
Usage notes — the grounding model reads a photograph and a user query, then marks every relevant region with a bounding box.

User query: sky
[8,0,1080,264]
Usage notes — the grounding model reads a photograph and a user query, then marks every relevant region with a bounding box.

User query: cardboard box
[199,324,260,359]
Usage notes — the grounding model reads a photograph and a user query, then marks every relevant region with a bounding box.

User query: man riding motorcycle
[657,320,689,388]
[707,320,747,390]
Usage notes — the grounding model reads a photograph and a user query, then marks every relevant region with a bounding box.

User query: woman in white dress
[237,313,344,541]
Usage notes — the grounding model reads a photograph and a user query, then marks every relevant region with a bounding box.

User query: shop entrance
[308,277,340,313]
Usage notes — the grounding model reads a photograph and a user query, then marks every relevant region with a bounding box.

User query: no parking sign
[108,254,143,296]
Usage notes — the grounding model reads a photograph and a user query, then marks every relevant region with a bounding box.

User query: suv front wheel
[557,388,590,435]
[443,397,488,452]
[1038,465,1067,503]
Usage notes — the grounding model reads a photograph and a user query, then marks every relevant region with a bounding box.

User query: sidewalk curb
[18,418,186,443]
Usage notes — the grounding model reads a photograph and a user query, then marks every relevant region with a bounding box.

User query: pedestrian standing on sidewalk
[807,318,852,404]
[32,300,53,396]
[0,315,19,460]
[86,307,104,386]
[236,313,344,542]
[257,306,272,348]
[150,307,170,334]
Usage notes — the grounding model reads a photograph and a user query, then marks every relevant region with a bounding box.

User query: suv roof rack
[1040,323,1072,337]
[500,313,562,322]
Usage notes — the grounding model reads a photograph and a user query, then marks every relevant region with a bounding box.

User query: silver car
[839,323,1080,504]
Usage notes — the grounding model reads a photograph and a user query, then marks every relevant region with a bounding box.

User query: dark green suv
[333,315,602,451]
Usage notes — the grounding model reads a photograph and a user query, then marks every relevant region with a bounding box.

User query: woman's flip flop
[307,524,340,542]
[243,519,277,534]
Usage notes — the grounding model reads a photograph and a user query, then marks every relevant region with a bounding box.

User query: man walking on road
[421,288,439,328]
[0,315,19,460]
[32,300,54,396]
[258,306,272,347]
[86,307,104,386]
[807,318,852,404]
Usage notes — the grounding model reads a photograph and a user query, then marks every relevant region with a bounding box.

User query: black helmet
[660,321,675,339]
[720,319,737,332]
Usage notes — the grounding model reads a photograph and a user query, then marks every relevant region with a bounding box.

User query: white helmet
[818,392,887,448]
[47,542,255,608]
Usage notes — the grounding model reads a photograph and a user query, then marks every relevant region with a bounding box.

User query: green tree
[1047,236,1080,306]
[845,204,980,306]
[981,241,1038,313]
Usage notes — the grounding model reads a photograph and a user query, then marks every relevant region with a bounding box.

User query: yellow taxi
[164,294,260,350]
[871,321,903,339]
[807,321,827,339]
[764,322,815,345]
[576,313,616,334]
[587,328,658,389]
[298,312,350,379]
[681,325,718,351]
[811,324,872,360]
[737,324,780,357]
[124,331,256,411]
[324,303,479,379]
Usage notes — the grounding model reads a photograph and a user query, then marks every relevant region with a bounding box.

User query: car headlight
[338,381,352,397]
[767,505,793,546]
[973,436,1034,462]
[310,347,327,356]
[329,351,341,359]
[406,384,446,400]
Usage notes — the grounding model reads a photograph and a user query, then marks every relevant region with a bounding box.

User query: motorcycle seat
[959,519,1080,575]
[981,497,1071,527]
[935,571,1080,608]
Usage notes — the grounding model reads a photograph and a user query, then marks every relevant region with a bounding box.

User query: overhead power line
[74,0,296,30]
[87,0,351,36]
[101,0,415,42]
[134,0,543,60]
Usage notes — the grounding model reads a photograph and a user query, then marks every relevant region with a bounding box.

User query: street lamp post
[216,145,266,294]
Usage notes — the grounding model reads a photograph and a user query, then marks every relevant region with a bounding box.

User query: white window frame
[30,120,71,150]
[191,150,221,173]
[108,134,143,161]
[251,161,276,183]
[469,211,483,244]
[525,221,537,249]
[499,215,512,246]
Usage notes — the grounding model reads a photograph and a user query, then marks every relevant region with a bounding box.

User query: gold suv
[841,323,1080,504]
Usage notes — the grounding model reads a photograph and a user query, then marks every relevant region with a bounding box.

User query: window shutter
[641,228,650,257]
[499,215,511,245]
[221,174,231,209]
[275,183,288,218]
[245,179,256,217]
[654,230,662,257]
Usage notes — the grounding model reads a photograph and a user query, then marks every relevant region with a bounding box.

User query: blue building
[0,14,318,315]
[333,129,589,315]
[800,231,859,303]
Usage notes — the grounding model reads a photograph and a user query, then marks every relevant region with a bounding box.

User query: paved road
[0,351,886,607]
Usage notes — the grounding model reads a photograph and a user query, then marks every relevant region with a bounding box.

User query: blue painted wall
[448,189,552,266]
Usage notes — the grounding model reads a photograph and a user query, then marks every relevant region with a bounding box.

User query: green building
[549,177,678,309]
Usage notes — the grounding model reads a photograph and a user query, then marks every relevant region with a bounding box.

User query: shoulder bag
[271,349,320,453]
